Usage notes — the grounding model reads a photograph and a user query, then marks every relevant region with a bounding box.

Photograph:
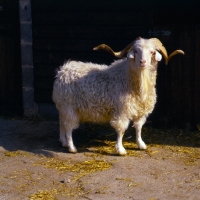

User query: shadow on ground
[0,117,199,157]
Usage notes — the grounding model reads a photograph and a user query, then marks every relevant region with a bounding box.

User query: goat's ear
[155,51,162,61]
[127,50,134,58]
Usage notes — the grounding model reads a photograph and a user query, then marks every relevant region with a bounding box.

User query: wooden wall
[0,0,22,116]
[32,0,200,129]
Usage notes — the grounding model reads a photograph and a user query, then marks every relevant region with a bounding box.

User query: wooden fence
[31,0,200,129]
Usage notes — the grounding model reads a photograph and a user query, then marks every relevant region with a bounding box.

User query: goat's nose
[140,60,146,64]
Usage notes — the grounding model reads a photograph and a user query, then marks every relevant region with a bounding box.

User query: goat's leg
[65,127,77,153]
[59,121,77,153]
[134,117,147,149]
[111,118,130,155]
[59,121,68,147]
[59,112,78,153]
[116,131,127,155]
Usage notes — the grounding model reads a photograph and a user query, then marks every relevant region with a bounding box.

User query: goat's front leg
[133,117,147,149]
[111,118,130,155]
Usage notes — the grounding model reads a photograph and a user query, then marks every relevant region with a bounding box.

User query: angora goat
[52,37,184,155]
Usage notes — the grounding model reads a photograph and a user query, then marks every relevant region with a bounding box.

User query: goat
[52,37,184,155]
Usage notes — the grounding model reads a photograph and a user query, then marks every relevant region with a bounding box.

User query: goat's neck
[128,65,157,102]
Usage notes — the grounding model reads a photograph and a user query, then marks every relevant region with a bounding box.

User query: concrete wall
[19,0,36,116]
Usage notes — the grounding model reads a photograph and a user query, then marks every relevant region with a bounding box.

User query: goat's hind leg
[59,121,68,147]
[116,131,127,155]
[134,116,147,150]
[59,116,78,153]
[65,127,77,153]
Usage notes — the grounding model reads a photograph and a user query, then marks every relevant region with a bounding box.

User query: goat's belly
[77,107,112,123]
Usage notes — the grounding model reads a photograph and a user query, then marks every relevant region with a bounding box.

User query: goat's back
[52,60,130,123]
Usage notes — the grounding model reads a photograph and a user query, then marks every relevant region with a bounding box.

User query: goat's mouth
[140,64,148,69]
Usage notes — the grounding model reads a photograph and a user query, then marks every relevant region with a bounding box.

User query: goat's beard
[133,65,153,102]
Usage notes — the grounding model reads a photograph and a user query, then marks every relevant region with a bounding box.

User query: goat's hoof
[69,147,78,153]
[118,151,127,156]
[117,148,127,156]
[138,142,147,150]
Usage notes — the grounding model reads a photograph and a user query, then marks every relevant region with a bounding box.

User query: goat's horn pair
[93,37,184,65]
[150,38,184,65]
[93,37,142,58]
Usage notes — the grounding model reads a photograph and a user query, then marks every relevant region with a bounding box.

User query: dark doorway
[0,0,22,116]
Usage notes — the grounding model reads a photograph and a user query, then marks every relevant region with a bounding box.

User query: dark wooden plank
[179,26,195,129]
[0,0,20,23]
[0,6,22,116]
[34,90,53,104]
[32,0,152,12]
[0,27,22,115]
[152,26,188,128]
[162,62,172,128]
[194,26,200,126]
[0,33,7,102]
[168,28,184,128]
[32,0,198,16]
[32,12,152,26]
[34,76,54,90]
[33,26,148,40]
[33,50,121,65]
[154,0,199,25]
[151,59,170,128]
[33,38,144,53]
[34,64,58,77]
[155,25,194,128]
[158,28,173,128]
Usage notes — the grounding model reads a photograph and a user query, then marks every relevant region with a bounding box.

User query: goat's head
[126,38,162,68]
[93,37,184,66]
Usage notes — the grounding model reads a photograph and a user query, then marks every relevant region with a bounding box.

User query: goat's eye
[150,51,155,55]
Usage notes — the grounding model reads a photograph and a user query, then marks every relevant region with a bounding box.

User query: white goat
[52,37,184,155]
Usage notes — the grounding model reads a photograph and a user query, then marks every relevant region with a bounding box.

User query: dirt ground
[0,117,200,200]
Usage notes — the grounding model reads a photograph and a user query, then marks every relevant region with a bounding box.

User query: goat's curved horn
[93,42,134,58]
[93,37,141,58]
[93,37,142,58]
[167,50,185,64]
[150,38,184,65]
